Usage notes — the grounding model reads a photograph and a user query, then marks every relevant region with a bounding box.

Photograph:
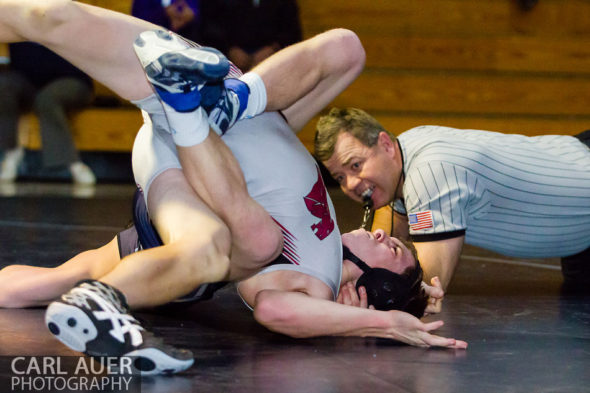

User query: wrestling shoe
[45,280,194,376]
[205,78,250,135]
[133,29,229,112]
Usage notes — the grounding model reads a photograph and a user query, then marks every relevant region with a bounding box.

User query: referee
[315,108,590,291]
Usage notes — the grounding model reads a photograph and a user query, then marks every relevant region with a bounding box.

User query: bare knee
[318,28,366,77]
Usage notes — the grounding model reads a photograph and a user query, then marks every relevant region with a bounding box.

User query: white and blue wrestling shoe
[45,280,194,376]
[205,78,250,135]
[133,29,230,112]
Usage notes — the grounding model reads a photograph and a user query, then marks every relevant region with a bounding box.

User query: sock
[164,103,210,146]
[132,94,210,147]
[238,72,267,119]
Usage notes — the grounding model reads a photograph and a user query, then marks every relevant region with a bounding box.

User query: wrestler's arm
[252,289,467,348]
[413,237,464,291]
[395,208,464,290]
[392,211,410,240]
[0,237,121,308]
[239,271,460,347]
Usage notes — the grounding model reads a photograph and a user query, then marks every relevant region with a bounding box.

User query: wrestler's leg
[147,170,270,283]
[176,136,283,265]
[42,169,267,374]
[0,0,154,101]
[95,169,231,308]
[0,237,121,308]
[135,96,283,268]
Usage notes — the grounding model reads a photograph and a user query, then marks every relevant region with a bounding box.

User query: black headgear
[342,245,424,312]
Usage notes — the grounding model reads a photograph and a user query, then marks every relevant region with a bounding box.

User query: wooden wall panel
[333,72,590,116]
[299,0,590,39]
[360,36,590,74]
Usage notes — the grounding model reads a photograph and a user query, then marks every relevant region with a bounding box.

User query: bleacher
[6,0,590,154]
[295,0,590,148]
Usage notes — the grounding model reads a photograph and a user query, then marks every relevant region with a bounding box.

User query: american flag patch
[408,210,434,231]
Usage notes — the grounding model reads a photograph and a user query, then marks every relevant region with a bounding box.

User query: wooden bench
[18,106,141,152]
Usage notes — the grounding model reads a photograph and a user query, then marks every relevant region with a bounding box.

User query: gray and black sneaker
[133,29,230,112]
[45,280,194,375]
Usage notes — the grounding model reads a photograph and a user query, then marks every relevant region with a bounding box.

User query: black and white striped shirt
[394,126,590,258]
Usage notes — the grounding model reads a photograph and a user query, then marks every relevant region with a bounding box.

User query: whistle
[361,189,373,210]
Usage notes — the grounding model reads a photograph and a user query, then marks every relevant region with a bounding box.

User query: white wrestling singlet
[131,97,343,298]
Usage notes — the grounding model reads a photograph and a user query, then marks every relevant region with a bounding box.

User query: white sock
[239,72,267,119]
[164,104,210,146]
[132,94,210,146]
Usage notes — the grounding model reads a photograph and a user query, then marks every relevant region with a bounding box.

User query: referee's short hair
[314,107,396,161]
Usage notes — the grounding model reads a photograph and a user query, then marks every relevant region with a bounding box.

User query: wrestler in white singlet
[131,94,343,298]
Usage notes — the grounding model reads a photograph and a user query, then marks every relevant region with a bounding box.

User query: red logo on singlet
[303,167,335,240]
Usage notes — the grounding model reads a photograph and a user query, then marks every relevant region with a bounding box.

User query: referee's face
[324,132,399,208]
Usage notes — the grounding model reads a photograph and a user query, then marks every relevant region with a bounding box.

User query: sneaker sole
[125,348,194,376]
[45,302,98,352]
[159,48,230,81]
[134,29,228,81]
[133,30,190,68]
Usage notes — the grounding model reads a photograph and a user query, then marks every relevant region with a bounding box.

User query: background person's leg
[0,71,32,180]
[0,71,28,149]
[34,78,93,171]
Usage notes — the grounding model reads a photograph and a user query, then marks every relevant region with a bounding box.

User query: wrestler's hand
[422,276,444,315]
[336,282,374,309]
[386,310,468,349]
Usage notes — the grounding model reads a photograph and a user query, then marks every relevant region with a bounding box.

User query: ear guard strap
[342,245,372,273]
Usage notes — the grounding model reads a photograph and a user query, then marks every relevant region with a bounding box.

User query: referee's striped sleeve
[404,162,484,235]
